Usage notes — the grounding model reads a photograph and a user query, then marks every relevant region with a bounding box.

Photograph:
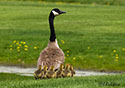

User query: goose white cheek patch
[52,10,59,16]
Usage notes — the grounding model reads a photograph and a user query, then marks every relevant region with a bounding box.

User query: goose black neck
[49,12,56,42]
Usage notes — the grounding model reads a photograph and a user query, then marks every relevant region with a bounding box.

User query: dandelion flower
[17,49,20,52]
[115,56,119,59]
[18,59,21,62]
[24,45,28,48]
[99,55,103,58]
[10,45,12,47]
[115,59,118,62]
[113,50,117,53]
[67,54,69,57]
[24,48,28,51]
[88,46,90,50]
[116,54,119,57]
[22,61,25,64]
[13,40,16,43]
[34,46,38,49]
[17,46,20,49]
[61,40,65,44]
[73,57,76,60]
[23,42,26,45]
[67,50,69,53]
[16,42,19,45]
[10,48,13,51]
[122,48,125,51]
[20,41,23,44]
[18,44,21,47]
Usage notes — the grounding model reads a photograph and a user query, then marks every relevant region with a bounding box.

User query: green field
[0,73,125,88]
[0,1,125,71]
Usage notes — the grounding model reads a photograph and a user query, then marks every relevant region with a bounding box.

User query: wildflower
[115,56,119,59]
[18,44,21,47]
[67,54,69,57]
[24,45,28,48]
[67,50,69,53]
[116,54,119,57]
[61,40,65,44]
[13,40,16,43]
[99,55,103,58]
[10,45,12,47]
[16,42,19,45]
[23,42,26,45]
[22,61,25,64]
[18,59,21,62]
[20,41,23,44]
[115,59,118,62]
[73,57,76,60]
[24,48,28,51]
[17,46,20,49]
[17,49,20,52]
[34,46,38,49]
[88,46,90,50]
[122,48,125,51]
[113,50,116,53]
[10,48,12,51]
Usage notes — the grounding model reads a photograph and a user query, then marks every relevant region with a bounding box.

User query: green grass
[0,73,125,88]
[0,1,125,71]
[2,0,125,5]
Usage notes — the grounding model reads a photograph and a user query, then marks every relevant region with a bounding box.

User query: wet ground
[0,66,118,76]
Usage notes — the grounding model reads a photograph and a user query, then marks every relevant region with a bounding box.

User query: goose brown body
[37,41,64,69]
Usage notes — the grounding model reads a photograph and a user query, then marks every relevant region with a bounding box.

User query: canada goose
[56,64,64,78]
[47,65,56,78]
[63,64,72,77]
[34,65,42,79]
[70,64,75,77]
[37,8,66,69]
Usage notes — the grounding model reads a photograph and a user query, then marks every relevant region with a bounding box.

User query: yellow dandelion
[67,50,69,53]
[18,59,21,62]
[18,44,21,47]
[122,48,125,51]
[61,40,65,44]
[10,48,13,51]
[115,56,119,59]
[17,49,20,52]
[24,48,28,51]
[24,45,28,48]
[67,54,69,57]
[73,57,76,60]
[115,59,118,62]
[116,54,119,57]
[10,45,12,47]
[22,61,25,64]
[88,46,90,50]
[13,40,16,43]
[16,42,19,45]
[17,46,20,49]
[23,42,26,45]
[113,50,117,53]
[34,46,38,49]
[20,41,23,44]
[99,55,103,58]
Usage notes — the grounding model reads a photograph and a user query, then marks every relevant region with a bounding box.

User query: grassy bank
[0,73,125,88]
[0,1,125,71]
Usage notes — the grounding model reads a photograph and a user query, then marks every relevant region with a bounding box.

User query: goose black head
[51,8,66,16]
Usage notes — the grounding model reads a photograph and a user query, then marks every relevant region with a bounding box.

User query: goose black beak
[60,11,66,14]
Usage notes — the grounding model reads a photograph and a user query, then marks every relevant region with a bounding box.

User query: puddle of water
[0,66,117,76]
